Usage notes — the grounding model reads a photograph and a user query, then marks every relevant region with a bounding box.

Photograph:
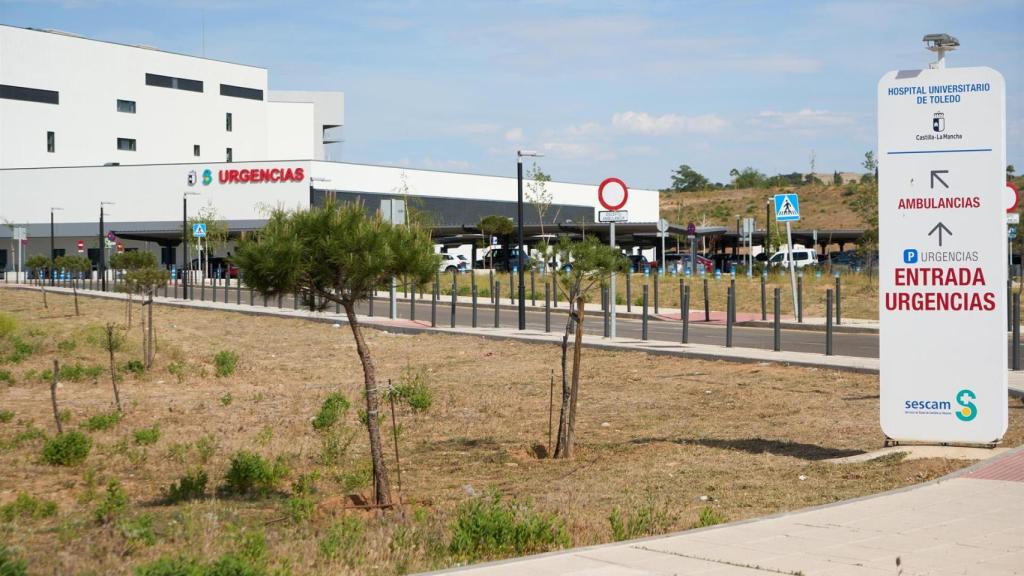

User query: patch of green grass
[122,360,145,377]
[384,367,433,412]
[3,337,34,364]
[221,451,288,497]
[57,338,77,353]
[0,369,12,384]
[318,516,365,566]
[449,490,570,561]
[93,480,128,524]
[0,424,45,453]
[219,393,232,407]
[213,350,238,378]
[695,505,726,528]
[195,435,217,464]
[85,411,121,432]
[335,462,372,493]
[283,494,315,524]
[312,392,350,431]
[254,426,272,446]
[41,431,92,466]
[133,426,160,446]
[40,363,103,383]
[163,469,208,504]
[119,514,157,550]
[0,410,14,424]
[0,544,28,576]
[608,497,675,541]
[0,493,58,522]
[165,442,191,464]
[0,314,16,339]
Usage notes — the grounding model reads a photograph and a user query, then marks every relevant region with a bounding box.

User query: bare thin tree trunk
[50,359,62,434]
[40,283,48,309]
[72,280,80,316]
[126,292,132,328]
[106,324,122,413]
[341,301,392,506]
[565,296,585,458]
[147,292,154,368]
[554,300,575,458]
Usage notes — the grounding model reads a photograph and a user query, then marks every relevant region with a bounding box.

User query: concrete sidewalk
[424,447,1024,575]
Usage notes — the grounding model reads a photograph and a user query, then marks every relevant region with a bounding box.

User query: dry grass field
[1,288,1020,575]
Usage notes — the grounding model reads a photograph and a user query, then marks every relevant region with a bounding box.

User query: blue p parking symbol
[903,248,918,264]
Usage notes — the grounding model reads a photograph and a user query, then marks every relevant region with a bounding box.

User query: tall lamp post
[49,206,63,286]
[517,150,543,330]
[99,202,114,291]
[183,192,199,300]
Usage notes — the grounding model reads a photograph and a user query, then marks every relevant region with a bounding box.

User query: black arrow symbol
[930,170,949,189]
[928,222,952,246]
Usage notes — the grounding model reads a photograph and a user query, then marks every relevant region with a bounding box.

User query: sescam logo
[903,388,977,422]
[955,389,977,422]
[202,169,213,185]
[188,166,303,186]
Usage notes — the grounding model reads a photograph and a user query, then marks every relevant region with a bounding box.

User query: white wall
[267,102,314,160]
[270,91,345,161]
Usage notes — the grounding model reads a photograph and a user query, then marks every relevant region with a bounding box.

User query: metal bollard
[224,277,230,304]
[773,288,781,352]
[703,278,710,322]
[450,280,457,328]
[553,279,558,308]
[489,270,495,304]
[494,281,501,328]
[531,269,536,306]
[278,294,284,309]
[472,286,478,328]
[602,287,610,338]
[431,283,437,327]
[626,272,632,312]
[1014,291,1021,371]
[1009,279,1013,332]
[249,286,254,306]
[544,282,551,333]
[642,285,649,341]
[678,279,684,319]
[213,280,217,302]
[410,284,417,321]
[835,276,842,326]
[201,279,205,301]
[262,294,268,307]
[293,291,298,310]
[826,289,834,356]
[368,289,374,317]
[797,275,803,323]
[682,285,690,344]
[173,278,178,299]
[760,273,767,321]
[389,283,396,319]
[653,273,660,314]
[726,286,734,348]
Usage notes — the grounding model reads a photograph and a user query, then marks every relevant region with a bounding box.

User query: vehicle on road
[475,248,532,272]
[665,253,714,273]
[438,253,468,273]
[190,257,238,278]
[767,248,818,269]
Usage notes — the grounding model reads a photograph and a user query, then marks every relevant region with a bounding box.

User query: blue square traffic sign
[773,193,800,222]
[192,223,207,238]
[903,248,918,264]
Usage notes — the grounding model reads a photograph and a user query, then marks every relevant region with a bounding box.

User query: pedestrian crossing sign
[774,193,800,222]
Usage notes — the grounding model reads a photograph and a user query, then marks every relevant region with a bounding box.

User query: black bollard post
[224,276,230,304]
[236,275,241,305]
[1014,291,1021,371]
[1009,279,1013,332]
[249,285,254,306]
[531,268,536,306]
[544,282,551,333]
[602,286,610,338]
[201,278,205,301]
[773,287,781,352]
[682,285,690,344]
[213,280,217,302]
[642,285,649,341]
[173,277,178,299]
[431,283,437,327]
[369,288,375,317]
[760,273,767,321]
[450,279,457,328]
[489,270,495,304]
[553,279,559,308]
[797,275,803,323]
[278,294,284,309]
[494,281,501,328]
[826,289,834,356]
[726,286,734,348]
[653,272,660,315]
[703,278,710,322]
[410,283,416,321]
[472,286,478,328]
[835,276,842,326]
[626,272,632,312]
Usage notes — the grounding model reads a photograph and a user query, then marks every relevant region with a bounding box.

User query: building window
[0,83,59,105]
[117,138,137,151]
[145,73,203,93]
[226,112,233,132]
[226,147,233,163]
[193,144,200,157]
[116,99,136,113]
[47,131,55,153]
[220,83,264,101]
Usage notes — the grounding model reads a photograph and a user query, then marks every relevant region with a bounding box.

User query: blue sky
[2,0,1021,189]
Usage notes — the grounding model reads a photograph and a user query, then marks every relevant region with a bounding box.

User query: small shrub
[85,411,121,431]
[167,361,186,383]
[132,555,201,576]
[57,339,77,352]
[214,350,238,378]
[384,367,433,412]
[319,426,355,466]
[312,392,350,431]
[119,514,157,549]
[283,494,315,524]
[318,516,364,565]
[0,545,28,576]
[336,462,372,493]
[696,505,725,528]
[608,498,674,541]
[122,360,145,377]
[58,409,71,424]
[165,442,191,464]
[41,431,92,466]
[0,314,16,339]
[0,493,58,522]
[0,370,12,384]
[163,469,208,503]
[93,480,128,524]
[219,393,233,407]
[40,362,103,383]
[0,410,13,424]
[291,471,319,496]
[4,337,33,364]
[449,490,570,561]
[133,426,160,446]
[196,435,217,464]
[222,451,288,497]
[255,426,272,446]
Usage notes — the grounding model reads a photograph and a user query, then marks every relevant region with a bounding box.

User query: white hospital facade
[0,24,659,271]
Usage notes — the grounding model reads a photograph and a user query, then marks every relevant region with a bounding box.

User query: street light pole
[99,202,114,291]
[183,192,199,300]
[49,207,62,286]
[516,150,542,330]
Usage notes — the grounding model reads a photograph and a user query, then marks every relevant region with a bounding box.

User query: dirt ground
[1,288,1021,575]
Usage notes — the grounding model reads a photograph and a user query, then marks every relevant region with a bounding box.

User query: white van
[768,247,818,269]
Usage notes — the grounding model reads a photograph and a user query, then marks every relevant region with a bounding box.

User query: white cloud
[611,111,728,135]
[753,109,854,128]
[504,128,524,142]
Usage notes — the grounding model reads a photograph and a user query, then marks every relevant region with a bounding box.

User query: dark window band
[146,73,203,93]
[220,83,263,101]
[0,84,59,104]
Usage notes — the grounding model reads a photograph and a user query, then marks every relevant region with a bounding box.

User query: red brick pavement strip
[966,449,1024,482]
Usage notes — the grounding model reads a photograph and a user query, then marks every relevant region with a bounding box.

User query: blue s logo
[202,169,212,185]
[955,389,976,422]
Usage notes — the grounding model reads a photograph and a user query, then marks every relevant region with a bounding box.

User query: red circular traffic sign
[598,177,629,211]
[1007,182,1019,213]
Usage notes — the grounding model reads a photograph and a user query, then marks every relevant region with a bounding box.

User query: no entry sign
[597,178,628,211]
[878,66,1007,444]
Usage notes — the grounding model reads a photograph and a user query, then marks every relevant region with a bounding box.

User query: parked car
[438,253,468,273]
[767,248,818,269]
[665,253,714,273]
[475,248,532,272]
[626,254,651,273]
[190,257,239,278]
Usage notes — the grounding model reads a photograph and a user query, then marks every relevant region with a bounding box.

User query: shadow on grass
[629,436,865,461]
